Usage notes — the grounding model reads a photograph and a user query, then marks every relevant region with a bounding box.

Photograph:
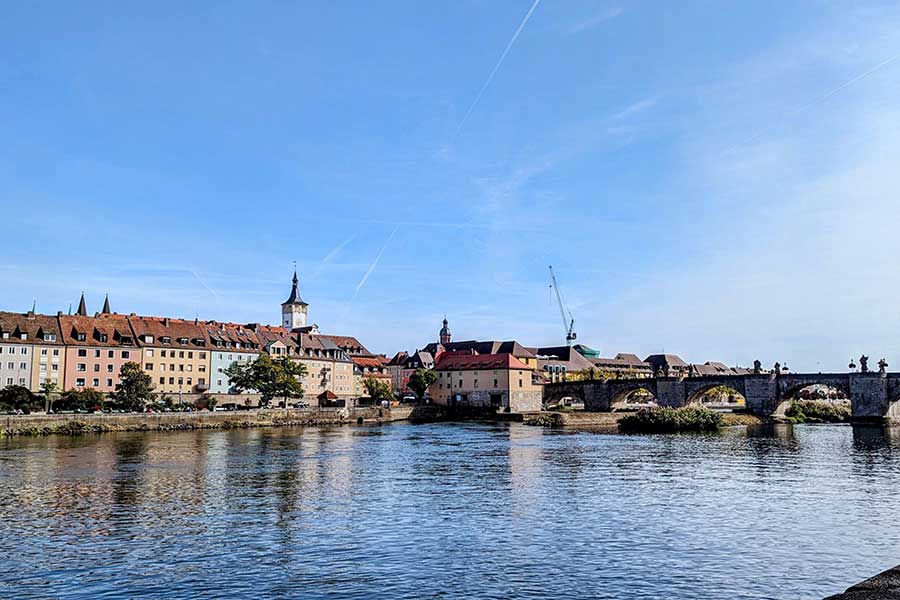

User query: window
[76,378,85,387]
[76,333,86,342]
[145,363,153,370]
[187,364,192,372]
[179,351,184,359]
[51,364,58,371]
[94,350,101,358]
[122,351,129,359]
[78,349,87,357]
[159,377,165,384]
[39,364,46,372]
[92,378,99,387]
[169,377,174,385]
[186,378,192,385]
[76,363,86,372]
[474,380,479,388]
[199,378,206,385]
[108,350,114,359]
[160,364,166,371]
[5,378,11,385]
[52,349,59,356]
[493,379,498,387]
[44,333,56,342]
[519,379,523,387]
[93,364,100,372]
[188,352,193,359]
[107,365,114,373]
[145,335,154,344]
[106,379,113,387]
[177,377,183,386]
[41,349,48,356]
[217,379,222,386]
[146,349,154,357]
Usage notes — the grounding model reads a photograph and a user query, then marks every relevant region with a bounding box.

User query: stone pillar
[584,382,612,412]
[850,372,889,423]
[655,378,686,408]
[743,374,778,416]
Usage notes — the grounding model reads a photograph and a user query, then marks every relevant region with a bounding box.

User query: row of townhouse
[0,271,387,404]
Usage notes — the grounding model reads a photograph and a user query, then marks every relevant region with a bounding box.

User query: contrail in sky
[353,225,399,300]
[456,0,543,135]
[313,234,356,279]
[726,51,900,154]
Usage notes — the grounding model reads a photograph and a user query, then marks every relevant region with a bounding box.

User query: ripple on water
[2,423,900,599]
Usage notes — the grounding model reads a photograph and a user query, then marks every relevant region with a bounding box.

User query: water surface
[2,422,899,599]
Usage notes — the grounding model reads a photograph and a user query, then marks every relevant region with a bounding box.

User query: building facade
[429,351,542,412]
[128,315,212,396]
[0,311,63,390]
[59,313,139,393]
[206,322,262,395]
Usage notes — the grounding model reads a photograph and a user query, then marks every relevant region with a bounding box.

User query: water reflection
[2,423,900,600]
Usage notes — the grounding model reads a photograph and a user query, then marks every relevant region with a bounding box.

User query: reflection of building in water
[506,425,544,518]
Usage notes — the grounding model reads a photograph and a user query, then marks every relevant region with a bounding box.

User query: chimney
[163,318,169,327]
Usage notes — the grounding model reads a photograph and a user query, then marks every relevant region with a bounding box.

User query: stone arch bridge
[543,372,900,422]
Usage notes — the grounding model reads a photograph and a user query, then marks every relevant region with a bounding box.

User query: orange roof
[435,352,531,371]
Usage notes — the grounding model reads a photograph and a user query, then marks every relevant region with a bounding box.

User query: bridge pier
[743,375,777,417]
[850,373,889,423]
[655,378,685,408]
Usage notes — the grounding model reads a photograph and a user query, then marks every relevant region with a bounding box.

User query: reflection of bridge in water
[543,372,900,422]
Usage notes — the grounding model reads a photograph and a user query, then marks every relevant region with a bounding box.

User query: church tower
[281,269,308,330]
[439,316,452,345]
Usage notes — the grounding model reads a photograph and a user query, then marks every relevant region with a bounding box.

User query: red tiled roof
[128,315,212,349]
[0,312,64,345]
[435,352,531,371]
[59,314,137,347]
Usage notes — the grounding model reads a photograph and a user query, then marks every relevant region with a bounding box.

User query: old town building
[429,351,542,412]
[128,315,212,396]
[59,312,138,393]
[205,321,262,394]
[0,310,65,390]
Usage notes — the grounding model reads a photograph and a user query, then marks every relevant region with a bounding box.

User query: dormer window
[177,337,188,344]
[161,336,171,344]
[0,331,7,339]
[144,335,154,344]
[121,336,133,345]
[43,333,56,342]
[20,333,28,340]
[76,333,86,342]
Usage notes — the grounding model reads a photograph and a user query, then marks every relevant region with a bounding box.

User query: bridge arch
[773,375,851,416]
[685,383,747,409]
[608,380,658,411]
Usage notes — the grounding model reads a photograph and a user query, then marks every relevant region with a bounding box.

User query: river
[1,422,899,599]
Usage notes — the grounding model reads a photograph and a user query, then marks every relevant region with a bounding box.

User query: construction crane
[548,265,576,346]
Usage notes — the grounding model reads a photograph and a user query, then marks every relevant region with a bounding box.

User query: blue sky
[3,1,900,370]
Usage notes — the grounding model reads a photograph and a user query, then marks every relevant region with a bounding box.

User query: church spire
[101,294,111,315]
[76,292,88,316]
[282,265,306,305]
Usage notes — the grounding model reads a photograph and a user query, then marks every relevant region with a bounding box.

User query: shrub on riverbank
[784,401,850,424]
[618,406,723,433]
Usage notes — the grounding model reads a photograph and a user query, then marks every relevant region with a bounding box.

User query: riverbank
[523,410,767,429]
[0,405,423,436]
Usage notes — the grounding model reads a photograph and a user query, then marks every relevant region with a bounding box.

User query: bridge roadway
[543,372,900,422]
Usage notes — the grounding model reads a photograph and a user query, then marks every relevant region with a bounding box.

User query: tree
[40,381,60,413]
[57,388,105,412]
[111,361,156,412]
[407,368,437,403]
[363,377,393,403]
[225,354,306,407]
[0,385,37,413]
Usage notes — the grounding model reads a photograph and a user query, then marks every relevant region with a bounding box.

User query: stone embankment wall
[824,564,900,599]
[2,406,419,436]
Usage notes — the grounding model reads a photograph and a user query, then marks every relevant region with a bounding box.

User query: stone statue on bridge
[879,358,888,374]
[774,362,781,375]
[753,360,762,374]
[860,355,869,373]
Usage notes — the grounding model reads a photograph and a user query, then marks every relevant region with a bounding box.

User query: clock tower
[281,269,308,330]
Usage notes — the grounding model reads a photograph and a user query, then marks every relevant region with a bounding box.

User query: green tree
[111,361,156,412]
[40,381,60,413]
[57,388,105,412]
[363,377,393,403]
[0,385,37,413]
[225,354,306,407]
[407,368,437,403]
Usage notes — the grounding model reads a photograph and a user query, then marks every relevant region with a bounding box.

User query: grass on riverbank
[618,406,723,433]
[784,400,850,424]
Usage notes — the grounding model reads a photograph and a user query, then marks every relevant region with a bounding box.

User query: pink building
[59,313,139,393]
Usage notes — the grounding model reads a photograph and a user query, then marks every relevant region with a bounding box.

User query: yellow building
[128,315,212,396]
